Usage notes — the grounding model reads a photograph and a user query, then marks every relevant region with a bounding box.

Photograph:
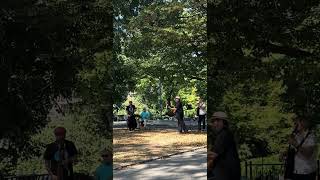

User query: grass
[113,128,207,168]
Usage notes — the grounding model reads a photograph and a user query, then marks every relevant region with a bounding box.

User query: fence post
[317,160,319,179]
[249,161,252,180]
[245,161,248,179]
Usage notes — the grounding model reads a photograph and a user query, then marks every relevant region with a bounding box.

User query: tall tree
[121,0,207,106]
[0,0,112,172]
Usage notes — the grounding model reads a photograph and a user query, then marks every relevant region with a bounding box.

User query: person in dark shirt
[174,96,187,133]
[208,112,241,180]
[44,127,78,180]
[126,101,137,131]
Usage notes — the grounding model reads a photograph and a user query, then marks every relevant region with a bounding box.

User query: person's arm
[64,142,78,165]
[94,168,99,180]
[210,131,231,166]
[44,160,54,176]
[126,107,129,115]
[297,146,315,159]
[202,103,206,110]
[44,145,58,179]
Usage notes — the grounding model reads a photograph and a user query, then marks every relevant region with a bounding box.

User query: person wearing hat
[208,112,241,180]
[174,96,187,133]
[95,148,113,180]
[44,127,78,180]
[284,114,317,180]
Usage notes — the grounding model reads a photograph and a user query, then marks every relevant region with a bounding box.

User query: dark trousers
[128,116,136,131]
[292,172,316,180]
[198,115,206,130]
[176,116,187,132]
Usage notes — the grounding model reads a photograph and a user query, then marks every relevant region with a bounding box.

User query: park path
[113,148,207,180]
[113,118,206,131]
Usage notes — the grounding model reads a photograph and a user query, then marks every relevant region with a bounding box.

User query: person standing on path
[95,148,113,180]
[197,98,206,131]
[174,96,187,133]
[208,112,241,180]
[126,101,136,131]
[44,127,78,180]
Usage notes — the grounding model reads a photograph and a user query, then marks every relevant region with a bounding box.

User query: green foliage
[221,81,293,160]
[0,0,113,172]
[208,0,320,161]
[13,111,112,175]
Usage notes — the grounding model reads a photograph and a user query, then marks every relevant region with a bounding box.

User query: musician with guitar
[174,96,188,133]
[44,127,78,180]
[283,115,317,180]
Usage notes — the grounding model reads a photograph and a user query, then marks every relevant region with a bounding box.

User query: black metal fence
[244,160,320,180]
[0,173,94,180]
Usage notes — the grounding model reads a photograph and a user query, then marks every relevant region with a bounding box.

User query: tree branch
[265,42,314,58]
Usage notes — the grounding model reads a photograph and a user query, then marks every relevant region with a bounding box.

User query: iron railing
[0,173,94,180]
[244,160,320,180]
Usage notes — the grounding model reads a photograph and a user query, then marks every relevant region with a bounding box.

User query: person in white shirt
[288,115,317,180]
[197,98,206,131]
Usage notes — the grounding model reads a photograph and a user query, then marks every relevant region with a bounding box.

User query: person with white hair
[208,112,241,180]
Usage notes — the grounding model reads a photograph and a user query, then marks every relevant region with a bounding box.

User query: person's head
[54,127,66,142]
[210,112,229,132]
[293,114,311,132]
[100,148,112,164]
[143,107,147,111]
[129,101,133,105]
[175,96,180,103]
[198,98,203,103]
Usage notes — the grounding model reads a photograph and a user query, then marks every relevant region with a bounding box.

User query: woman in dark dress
[126,101,136,131]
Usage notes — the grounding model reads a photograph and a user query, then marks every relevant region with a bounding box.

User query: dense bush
[12,110,112,176]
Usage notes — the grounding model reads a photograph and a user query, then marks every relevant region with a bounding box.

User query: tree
[119,0,207,108]
[208,0,320,116]
[207,0,320,159]
[0,0,112,172]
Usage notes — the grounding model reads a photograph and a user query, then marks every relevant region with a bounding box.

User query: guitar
[284,128,311,179]
[57,141,69,180]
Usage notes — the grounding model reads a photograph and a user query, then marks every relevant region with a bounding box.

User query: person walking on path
[44,127,78,180]
[126,101,137,131]
[140,107,150,129]
[174,96,187,133]
[208,112,241,180]
[197,98,206,131]
[95,148,113,180]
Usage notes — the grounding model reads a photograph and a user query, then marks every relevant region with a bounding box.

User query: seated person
[140,107,151,128]
[95,148,113,180]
